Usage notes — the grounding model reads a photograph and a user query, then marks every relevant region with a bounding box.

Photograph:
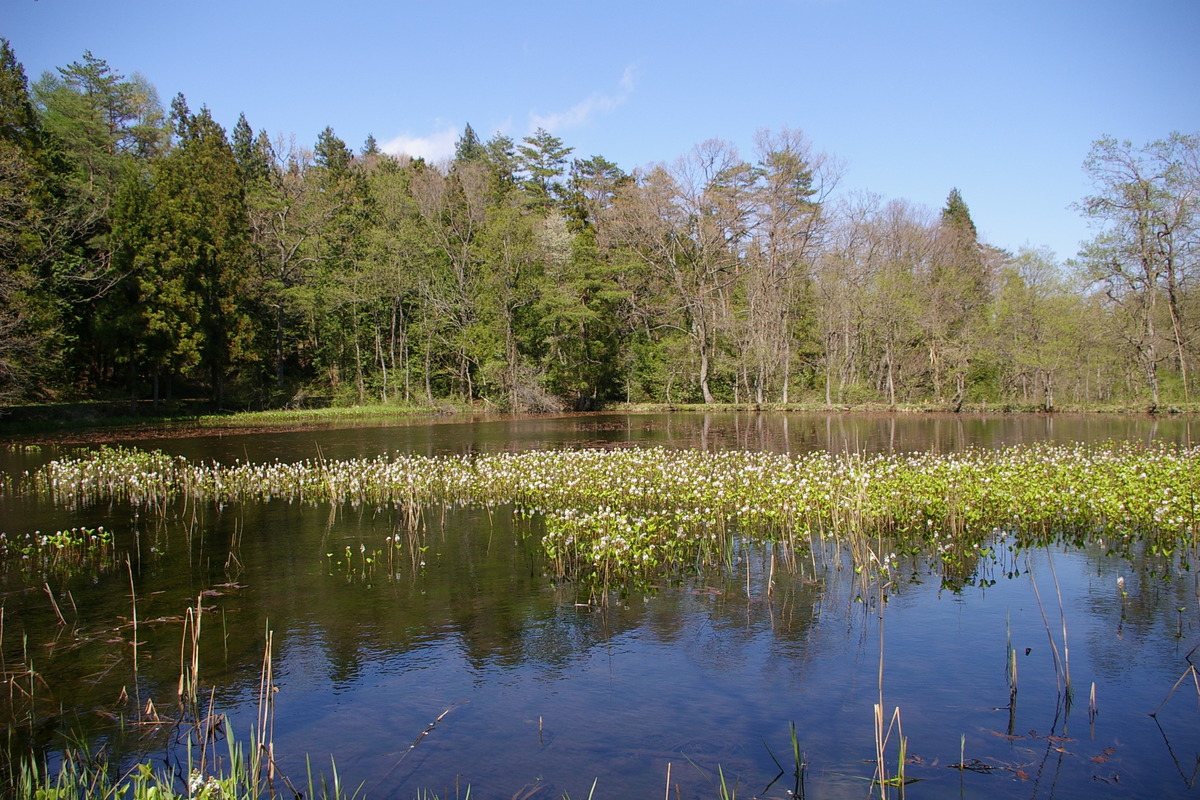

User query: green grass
[13,730,362,800]
[0,399,448,438]
[190,402,451,428]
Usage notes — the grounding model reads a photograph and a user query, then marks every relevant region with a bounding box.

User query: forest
[1,41,1198,413]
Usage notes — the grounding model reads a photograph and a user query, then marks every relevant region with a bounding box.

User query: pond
[2,412,1198,799]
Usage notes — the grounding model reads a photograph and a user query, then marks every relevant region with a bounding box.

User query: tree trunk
[781,337,791,405]
[275,303,285,388]
[699,345,714,404]
[151,365,160,413]
[375,326,387,403]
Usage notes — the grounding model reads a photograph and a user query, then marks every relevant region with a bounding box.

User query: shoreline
[0,398,1195,441]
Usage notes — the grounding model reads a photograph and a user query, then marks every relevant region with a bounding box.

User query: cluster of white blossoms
[24,441,1200,583]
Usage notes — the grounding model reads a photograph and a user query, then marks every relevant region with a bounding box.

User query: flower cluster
[21,441,1200,585]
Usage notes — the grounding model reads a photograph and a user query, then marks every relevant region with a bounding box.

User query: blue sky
[7,0,1198,261]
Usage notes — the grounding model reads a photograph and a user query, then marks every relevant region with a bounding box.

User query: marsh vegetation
[2,412,1199,798]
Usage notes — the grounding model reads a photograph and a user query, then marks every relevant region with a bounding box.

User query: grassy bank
[0,400,451,438]
[3,397,1198,440]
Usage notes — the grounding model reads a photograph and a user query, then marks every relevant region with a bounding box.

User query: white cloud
[380,126,459,163]
[528,65,637,134]
[377,66,636,162]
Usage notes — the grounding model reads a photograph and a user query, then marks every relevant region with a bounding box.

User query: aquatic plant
[0,526,115,576]
[11,613,362,800]
[12,733,361,800]
[21,442,1200,586]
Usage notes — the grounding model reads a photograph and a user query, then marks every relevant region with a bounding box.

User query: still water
[2,412,1198,798]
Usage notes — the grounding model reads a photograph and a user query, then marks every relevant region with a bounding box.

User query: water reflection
[2,413,1198,798]
[3,411,1197,470]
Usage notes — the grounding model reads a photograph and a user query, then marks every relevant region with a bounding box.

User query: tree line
[2,42,1198,412]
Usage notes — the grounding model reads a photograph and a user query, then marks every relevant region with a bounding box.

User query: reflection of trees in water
[8,430,1200,799]
[1079,539,1198,683]
[639,410,1200,455]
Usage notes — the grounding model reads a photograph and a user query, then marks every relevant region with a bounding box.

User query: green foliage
[231,112,271,186]
[940,187,977,240]
[0,41,71,400]
[516,127,573,207]
[2,42,1197,411]
[12,731,361,800]
[0,526,114,577]
[536,227,627,406]
[107,105,253,406]
[1077,133,1200,406]
[453,122,485,165]
[314,126,352,174]
[31,441,1200,592]
[564,154,627,230]
[0,38,41,154]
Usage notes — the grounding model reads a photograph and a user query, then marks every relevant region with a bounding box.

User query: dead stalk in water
[178,594,203,714]
[127,556,140,713]
[1149,663,1200,718]
[1027,554,1070,701]
[1045,549,1073,700]
[1004,611,1019,733]
[871,587,909,795]
[873,703,907,795]
[369,705,457,794]
[258,627,276,791]
[43,582,66,626]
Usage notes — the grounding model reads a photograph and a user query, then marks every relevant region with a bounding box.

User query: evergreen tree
[111,106,253,407]
[923,188,994,407]
[0,39,59,400]
[453,123,485,164]
[232,112,271,185]
[565,154,627,230]
[940,187,978,240]
[0,38,41,154]
[480,132,518,200]
[34,52,167,214]
[168,92,192,141]
[308,125,373,400]
[516,127,572,206]
[535,224,627,407]
[19,48,169,395]
[314,126,352,173]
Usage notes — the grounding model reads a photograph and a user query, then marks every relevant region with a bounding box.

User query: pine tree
[923,188,993,407]
[232,112,271,185]
[315,126,352,173]
[111,106,253,407]
[941,187,978,240]
[453,123,485,164]
[23,50,170,394]
[0,38,41,154]
[0,39,58,399]
[516,128,572,206]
